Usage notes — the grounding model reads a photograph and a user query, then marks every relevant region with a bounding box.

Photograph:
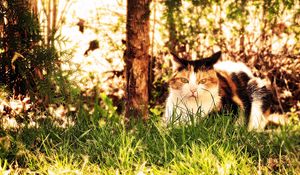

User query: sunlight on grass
[1,111,299,174]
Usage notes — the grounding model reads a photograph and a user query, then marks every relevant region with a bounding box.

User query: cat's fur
[165,51,280,131]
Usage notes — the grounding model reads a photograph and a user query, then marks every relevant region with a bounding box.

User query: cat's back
[213,60,253,78]
[213,60,254,93]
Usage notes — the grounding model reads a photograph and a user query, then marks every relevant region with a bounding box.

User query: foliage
[0,0,65,104]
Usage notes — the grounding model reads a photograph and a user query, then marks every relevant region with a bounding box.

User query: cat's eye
[199,79,207,84]
[179,77,189,83]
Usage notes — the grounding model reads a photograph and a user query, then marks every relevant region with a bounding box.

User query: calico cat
[165,51,281,131]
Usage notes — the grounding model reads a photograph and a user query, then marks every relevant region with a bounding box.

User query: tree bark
[125,0,151,120]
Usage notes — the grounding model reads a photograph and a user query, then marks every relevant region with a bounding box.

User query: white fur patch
[214,61,254,78]
[267,113,289,125]
[248,100,268,131]
[249,77,269,89]
[165,86,220,123]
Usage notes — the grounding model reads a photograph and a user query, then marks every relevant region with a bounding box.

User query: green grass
[0,109,300,174]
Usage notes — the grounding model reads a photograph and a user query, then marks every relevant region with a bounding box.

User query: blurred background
[0,0,299,128]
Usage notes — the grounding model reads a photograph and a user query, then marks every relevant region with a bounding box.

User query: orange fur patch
[217,70,245,108]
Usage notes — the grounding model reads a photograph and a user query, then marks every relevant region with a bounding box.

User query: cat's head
[168,51,221,99]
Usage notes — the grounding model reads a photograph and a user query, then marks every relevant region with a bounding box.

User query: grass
[0,108,300,174]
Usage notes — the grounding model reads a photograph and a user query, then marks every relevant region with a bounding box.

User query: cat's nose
[190,88,197,94]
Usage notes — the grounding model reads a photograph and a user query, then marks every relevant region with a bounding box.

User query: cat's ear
[197,51,221,68]
[170,52,188,70]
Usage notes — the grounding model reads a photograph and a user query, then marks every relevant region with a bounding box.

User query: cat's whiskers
[200,87,218,108]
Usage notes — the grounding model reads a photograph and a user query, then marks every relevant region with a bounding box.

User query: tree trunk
[124,0,151,120]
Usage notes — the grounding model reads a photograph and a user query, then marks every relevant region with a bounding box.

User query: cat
[165,51,285,131]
